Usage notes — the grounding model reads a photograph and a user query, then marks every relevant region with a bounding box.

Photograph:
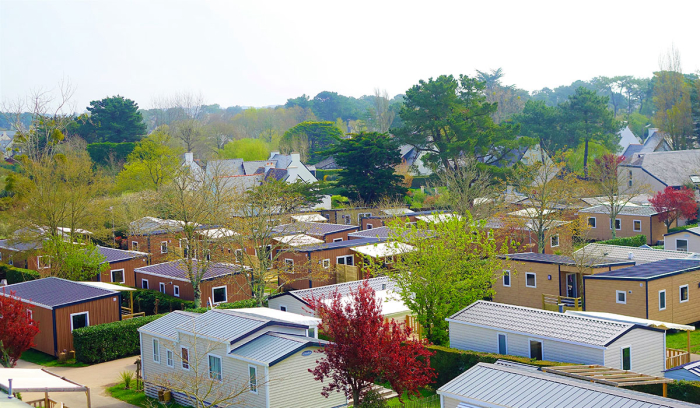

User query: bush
[126,289,195,316]
[597,234,647,247]
[186,298,263,313]
[74,314,164,364]
[669,224,698,234]
[0,264,41,284]
[629,381,700,404]
[86,142,136,166]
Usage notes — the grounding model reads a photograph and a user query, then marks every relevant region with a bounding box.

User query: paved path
[16,356,139,408]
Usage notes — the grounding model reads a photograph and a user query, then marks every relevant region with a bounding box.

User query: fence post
[542,294,545,310]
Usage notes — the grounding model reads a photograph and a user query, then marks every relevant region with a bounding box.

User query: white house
[447,301,666,376]
[618,125,641,152]
[138,309,346,408]
[664,227,700,253]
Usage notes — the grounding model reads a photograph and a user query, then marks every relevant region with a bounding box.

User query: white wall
[267,296,312,317]
[664,232,700,253]
[605,328,665,377]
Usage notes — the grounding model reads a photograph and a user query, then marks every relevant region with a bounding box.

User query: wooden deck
[666,347,691,369]
[542,294,582,312]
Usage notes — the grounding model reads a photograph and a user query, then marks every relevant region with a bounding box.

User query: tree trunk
[538,230,546,254]
[583,138,590,179]
[193,283,201,308]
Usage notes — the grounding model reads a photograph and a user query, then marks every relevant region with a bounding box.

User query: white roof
[381,208,413,215]
[0,368,87,392]
[291,214,327,222]
[198,228,238,239]
[273,234,325,247]
[565,310,695,331]
[321,289,410,317]
[415,213,461,223]
[574,243,699,265]
[351,242,415,258]
[507,208,555,218]
[232,307,321,327]
[78,281,136,291]
[56,227,93,235]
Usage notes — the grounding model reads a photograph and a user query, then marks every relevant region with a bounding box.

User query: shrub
[0,265,41,284]
[86,142,136,166]
[628,381,700,404]
[126,289,195,315]
[669,224,698,234]
[119,370,135,389]
[597,234,647,247]
[186,298,262,314]
[73,314,164,364]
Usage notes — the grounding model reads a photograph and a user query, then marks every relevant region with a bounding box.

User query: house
[575,243,700,265]
[95,246,149,287]
[620,149,700,195]
[231,307,322,338]
[359,210,447,230]
[0,277,121,356]
[484,216,571,255]
[447,300,666,376]
[496,252,633,310]
[134,260,251,305]
[664,227,700,253]
[127,217,191,264]
[579,204,671,245]
[272,222,359,243]
[0,239,43,270]
[399,145,433,176]
[437,362,693,408]
[622,128,672,161]
[138,309,346,408]
[584,259,700,324]
[664,360,700,381]
[618,125,642,152]
[0,130,16,158]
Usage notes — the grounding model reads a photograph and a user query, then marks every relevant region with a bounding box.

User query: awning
[415,214,461,223]
[565,310,695,331]
[291,214,327,222]
[351,242,415,258]
[273,234,325,247]
[78,281,134,292]
[233,307,321,327]
[0,368,87,393]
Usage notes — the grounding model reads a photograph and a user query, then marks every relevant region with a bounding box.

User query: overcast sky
[2,0,699,112]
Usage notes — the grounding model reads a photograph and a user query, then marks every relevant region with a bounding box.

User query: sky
[2,0,700,112]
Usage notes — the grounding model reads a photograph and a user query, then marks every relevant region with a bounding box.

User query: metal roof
[665,360,700,376]
[230,332,325,366]
[97,246,148,263]
[579,204,659,216]
[135,260,244,282]
[273,222,359,236]
[448,301,637,347]
[585,259,700,281]
[438,363,696,408]
[502,251,633,267]
[1,277,117,309]
[574,243,699,265]
[295,237,381,252]
[269,276,396,304]
[138,311,199,339]
[0,239,42,252]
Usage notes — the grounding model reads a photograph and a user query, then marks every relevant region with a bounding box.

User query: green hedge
[669,224,698,234]
[597,234,647,247]
[628,381,700,404]
[73,314,164,364]
[186,298,262,313]
[126,289,195,316]
[86,142,136,166]
[0,264,41,284]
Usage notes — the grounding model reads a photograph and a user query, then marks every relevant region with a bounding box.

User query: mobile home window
[209,355,222,381]
[337,255,354,266]
[633,220,642,232]
[503,270,511,287]
[525,273,536,288]
[235,249,244,264]
[616,290,627,304]
[659,290,666,311]
[212,286,227,304]
[621,346,631,370]
[249,365,258,393]
[70,312,89,331]
[159,282,166,294]
[152,338,160,363]
[680,285,689,303]
[342,215,351,225]
[166,350,174,367]
[37,256,51,269]
[588,217,596,228]
[610,219,621,230]
[160,241,168,254]
[529,340,543,360]
[322,259,330,269]
[111,269,125,284]
[132,241,139,250]
[279,305,287,312]
[141,279,149,289]
[181,347,190,370]
[366,224,373,230]
[174,285,180,297]
[498,334,507,355]
[677,239,688,252]
[333,238,343,242]
[550,234,559,248]
[284,258,294,272]
[358,213,372,223]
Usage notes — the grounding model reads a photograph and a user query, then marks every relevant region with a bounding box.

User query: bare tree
[430,156,500,220]
[151,92,206,153]
[368,89,395,133]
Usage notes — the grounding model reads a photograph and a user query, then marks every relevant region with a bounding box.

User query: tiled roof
[135,260,244,282]
[622,149,700,187]
[270,276,396,304]
[2,277,117,309]
[574,243,698,265]
[230,332,325,366]
[449,300,636,347]
[293,237,380,252]
[97,246,148,263]
[138,311,199,339]
[579,204,659,216]
[273,222,358,236]
[0,239,42,252]
[585,259,700,280]
[264,168,288,181]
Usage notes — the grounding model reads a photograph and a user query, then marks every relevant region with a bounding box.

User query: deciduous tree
[649,186,698,232]
[218,138,269,161]
[0,289,39,367]
[116,126,183,192]
[280,121,343,164]
[41,235,108,281]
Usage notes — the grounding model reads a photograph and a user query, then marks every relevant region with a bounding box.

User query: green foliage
[73,314,164,364]
[75,96,147,143]
[597,234,647,247]
[42,235,108,281]
[669,223,698,234]
[218,138,269,161]
[626,112,652,142]
[119,370,135,389]
[19,349,87,367]
[628,381,700,404]
[331,195,349,208]
[116,127,182,193]
[564,140,612,174]
[280,121,343,164]
[127,289,195,316]
[316,169,342,181]
[0,265,40,284]
[185,298,261,313]
[86,142,136,166]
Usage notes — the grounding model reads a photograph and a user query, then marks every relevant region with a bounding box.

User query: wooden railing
[666,347,691,369]
[122,312,146,320]
[26,398,69,408]
[405,315,423,339]
[542,294,583,312]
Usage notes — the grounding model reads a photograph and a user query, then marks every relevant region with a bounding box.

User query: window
[249,365,258,393]
[279,305,287,312]
[111,269,125,284]
[235,249,244,264]
[141,279,149,289]
[284,258,294,272]
[322,259,330,269]
[27,309,33,320]
[209,355,222,381]
[70,312,89,331]
[384,255,395,265]
[132,241,139,250]
[680,285,689,303]
[550,234,559,248]
[588,217,596,228]
[159,282,166,294]
[337,255,354,266]
[8,257,12,266]
[366,224,373,229]
[616,290,627,304]
[204,250,211,261]
[633,220,642,232]
[161,241,168,254]
[181,347,190,370]
[503,270,511,287]
[628,170,633,188]
[37,256,51,269]
[152,338,160,363]
[341,215,351,225]
[308,327,316,338]
[174,285,180,297]
[529,340,543,360]
[610,218,621,230]
[358,213,372,223]
[525,273,536,288]
[212,286,227,304]
[659,290,666,311]
[333,238,343,242]
[677,239,688,252]
[621,346,631,370]
[166,350,174,367]
[498,334,507,355]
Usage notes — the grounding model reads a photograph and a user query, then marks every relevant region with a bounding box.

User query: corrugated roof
[448,301,635,347]
[270,276,396,304]
[138,311,199,339]
[579,204,659,216]
[585,259,700,280]
[502,252,576,264]
[273,222,359,236]
[439,363,697,408]
[230,332,325,366]
[665,360,700,376]
[294,237,381,252]
[348,226,433,241]
[1,277,117,308]
[574,243,698,265]
[97,246,148,263]
[135,260,243,281]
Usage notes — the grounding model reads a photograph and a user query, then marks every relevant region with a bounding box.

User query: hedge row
[0,264,41,284]
[186,298,262,313]
[73,314,164,364]
[597,234,647,247]
[125,289,195,316]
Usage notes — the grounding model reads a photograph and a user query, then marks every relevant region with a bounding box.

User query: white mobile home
[447,301,666,376]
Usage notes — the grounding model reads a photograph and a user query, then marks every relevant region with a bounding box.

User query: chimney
[290,152,301,163]
[648,128,659,138]
[558,303,565,313]
[269,151,280,160]
[184,152,193,164]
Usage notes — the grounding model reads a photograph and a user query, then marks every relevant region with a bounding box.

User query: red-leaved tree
[649,186,698,232]
[307,281,435,405]
[0,289,39,367]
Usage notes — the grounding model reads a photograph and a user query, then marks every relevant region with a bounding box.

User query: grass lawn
[20,349,88,367]
[386,388,439,407]
[107,382,189,408]
[666,328,700,353]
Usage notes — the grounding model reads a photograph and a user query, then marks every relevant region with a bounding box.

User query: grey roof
[501,252,575,264]
[622,149,700,187]
[206,159,244,176]
[585,259,700,281]
[129,217,185,235]
[269,153,292,169]
[0,239,42,252]
[242,160,271,175]
[348,226,434,241]
[1,277,117,309]
[97,246,147,263]
[135,260,244,282]
[270,276,396,305]
[230,332,325,366]
[579,204,659,216]
[449,300,637,347]
[273,222,359,236]
[438,363,697,408]
[294,237,381,252]
[314,156,341,170]
[138,311,199,339]
[574,243,699,265]
[665,360,700,376]
[264,168,288,181]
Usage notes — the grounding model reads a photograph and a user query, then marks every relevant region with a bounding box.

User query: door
[566,273,578,298]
